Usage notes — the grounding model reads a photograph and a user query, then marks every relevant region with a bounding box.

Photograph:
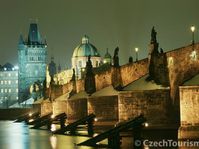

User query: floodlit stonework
[18,23,47,102]
[32,28,199,136]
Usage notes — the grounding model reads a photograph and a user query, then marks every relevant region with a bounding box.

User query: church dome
[72,35,100,57]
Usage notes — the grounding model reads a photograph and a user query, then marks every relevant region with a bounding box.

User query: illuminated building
[0,63,18,107]
[72,35,102,79]
[18,23,47,101]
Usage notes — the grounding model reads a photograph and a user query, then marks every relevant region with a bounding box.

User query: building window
[190,50,197,61]
[16,73,18,77]
[38,57,42,61]
[96,61,99,67]
[8,80,11,84]
[16,80,18,84]
[16,89,18,93]
[4,81,7,84]
[5,89,7,93]
[1,89,3,93]
[0,81,3,84]
[8,89,11,93]
[16,97,18,100]
[35,70,38,76]
[8,73,11,77]
[79,61,82,68]
[168,57,174,67]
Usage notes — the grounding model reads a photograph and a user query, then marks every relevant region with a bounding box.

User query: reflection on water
[0,121,199,149]
[0,121,96,149]
[50,135,57,149]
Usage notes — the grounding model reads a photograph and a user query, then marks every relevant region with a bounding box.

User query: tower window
[35,70,38,76]
[8,89,11,93]
[29,57,34,61]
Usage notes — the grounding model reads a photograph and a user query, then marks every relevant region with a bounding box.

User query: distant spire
[18,34,24,45]
[58,63,61,73]
[104,48,111,58]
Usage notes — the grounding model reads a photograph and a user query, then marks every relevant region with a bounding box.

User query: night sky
[0,0,199,68]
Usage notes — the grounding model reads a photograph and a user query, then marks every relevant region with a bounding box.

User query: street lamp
[190,25,195,45]
[135,47,139,61]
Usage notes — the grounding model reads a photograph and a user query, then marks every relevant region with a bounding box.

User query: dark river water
[0,121,199,149]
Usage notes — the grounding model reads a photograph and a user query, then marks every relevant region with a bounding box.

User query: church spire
[58,63,61,73]
[18,34,24,45]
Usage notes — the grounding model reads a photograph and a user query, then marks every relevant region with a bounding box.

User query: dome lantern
[82,35,89,44]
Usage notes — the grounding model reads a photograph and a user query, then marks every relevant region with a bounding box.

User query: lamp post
[190,25,195,45]
[135,47,139,61]
[190,26,197,60]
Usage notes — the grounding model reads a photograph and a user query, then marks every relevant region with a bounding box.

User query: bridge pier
[78,115,146,149]
[108,132,120,149]
[53,114,95,135]
[60,117,65,129]
[70,128,77,135]
[133,125,143,149]
[47,121,52,130]
[87,118,94,136]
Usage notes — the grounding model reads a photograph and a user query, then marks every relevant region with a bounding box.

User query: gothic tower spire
[28,23,42,44]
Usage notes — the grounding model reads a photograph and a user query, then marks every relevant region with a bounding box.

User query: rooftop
[182,73,199,86]
[123,75,169,91]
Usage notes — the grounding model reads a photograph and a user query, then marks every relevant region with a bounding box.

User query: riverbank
[0,108,33,120]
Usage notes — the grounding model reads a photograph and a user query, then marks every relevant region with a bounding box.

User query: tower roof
[28,23,42,44]
[2,63,14,71]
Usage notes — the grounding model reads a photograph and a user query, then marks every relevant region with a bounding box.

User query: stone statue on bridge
[84,55,96,95]
[151,26,157,43]
[71,68,76,81]
[113,47,120,67]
